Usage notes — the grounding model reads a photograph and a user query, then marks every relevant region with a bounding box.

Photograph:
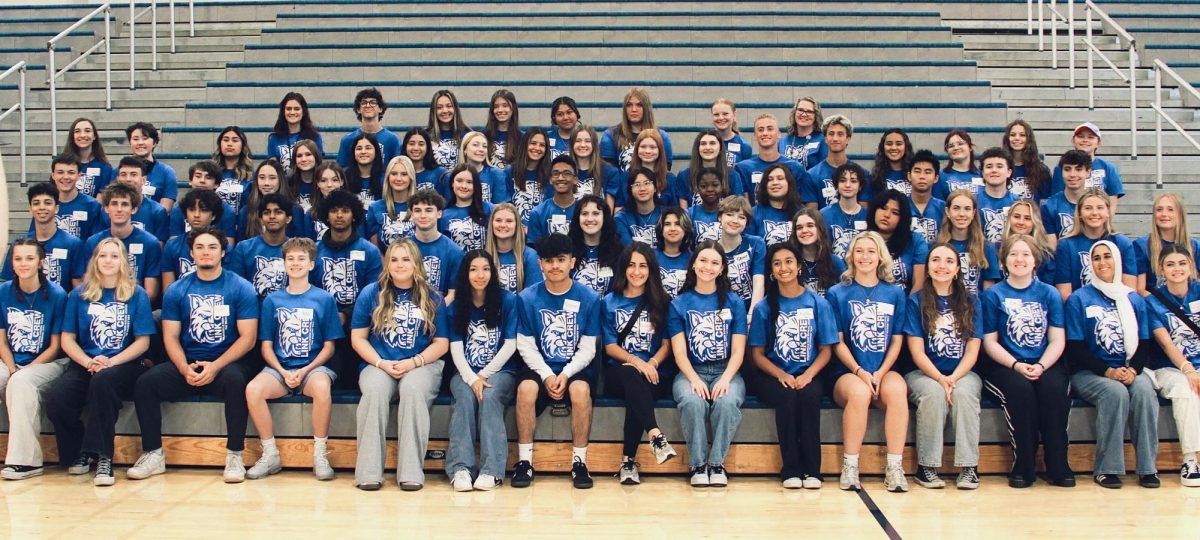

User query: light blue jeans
[672,361,745,468]
[1071,370,1159,476]
[445,371,517,479]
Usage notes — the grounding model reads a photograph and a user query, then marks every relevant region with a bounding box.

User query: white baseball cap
[1073,122,1102,139]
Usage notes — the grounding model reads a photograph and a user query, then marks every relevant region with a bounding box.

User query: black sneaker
[1139,474,1160,488]
[571,457,593,489]
[511,460,534,488]
[1048,475,1077,488]
[915,465,945,489]
[93,457,115,487]
[67,454,96,475]
[1094,474,1123,489]
[1,465,44,480]
[1008,475,1032,488]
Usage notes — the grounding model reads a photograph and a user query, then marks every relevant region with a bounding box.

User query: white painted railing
[1083,0,1138,158]
[47,3,112,151]
[0,62,28,186]
[1151,60,1200,188]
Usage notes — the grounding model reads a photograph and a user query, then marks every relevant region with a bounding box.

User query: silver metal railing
[47,3,112,150]
[1151,60,1200,188]
[0,62,28,186]
[1083,0,1138,158]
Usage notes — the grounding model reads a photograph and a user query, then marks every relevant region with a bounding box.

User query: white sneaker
[839,463,861,491]
[782,477,804,489]
[224,453,246,484]
[1182,460,1200,488]
[689,465,710,487]
[246,452,282,480]
[451,470,473,492]
[802,475,822,489]
[126,449,166,480]
[473,474,501,491]
[313,451,335,481]
[885,464,909,493]
[707,464,728,487]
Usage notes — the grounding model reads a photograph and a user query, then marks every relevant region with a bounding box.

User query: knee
[307,379,332,403]
[676,394,707,415]
[516,380,539,404]
[712,395,742,415]
[568,381,591,406]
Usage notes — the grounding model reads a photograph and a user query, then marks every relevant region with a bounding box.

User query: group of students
[0,86,1198,494]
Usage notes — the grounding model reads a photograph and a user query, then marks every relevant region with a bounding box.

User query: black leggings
[606,364,670,458]
[981,360,1073,481]
[749,369,825,480]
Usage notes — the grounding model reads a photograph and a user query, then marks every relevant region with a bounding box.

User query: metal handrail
[127,1,195,83]
[1037,0,1076,86]
[47,3,112,150]
[0,62,28,186]
[1083,0,1138,158]
[1151,59,1200,188]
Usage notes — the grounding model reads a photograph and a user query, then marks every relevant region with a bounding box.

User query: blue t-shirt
[415,166,448,195]
[450,291,520,373]
[439,202,493,251]
[674,166,746,208]
[169,200,238,240]
[235,202,309,243]
[687,205,721,243]
[415,235,464,296]
[724,235,768,310]
[802,257,847,297]
[502,167,547,223]
[161,270,259,362]
[1065,285,1149,369]
[805,160,842,209]
[63,285,155,358]
[902,291,984,375]
[351,283,449,366]
[779,133,827,170]
[2,229,86,289]
[312,237,383,310]
[431,129,464,170]
[1039,192,1077,237]
[0,281,67,366]
[981,279,1064,362]
[1145,282,1200,370]
[227,235,287,299]
[260,285,344,370]
[1050,157,1124,198]
[666,290,748,365]
[54,193,106,241]
[876,170,912,199]
[614,205,662,248]
[77,159,115,197]
[130,197,170,243]
[733,156,811,204]
[496,247,543,293]
[546,129,571,160]
[577,163,623,203]
[723,132,753,166]
[602,292,668,370]
[525,199,576,246]
[517,281,603,374]
[977,190,1017,245]
[365,199,414,249]
[487,130,523,169]
[1053,233,1137,291]
[657,249,690,299]
[216,177,251,217]
[1011,163,1051,202]
[143,160,179,205]
[600,127,673,171]
[933,169,982,200]
[1134,236,1200,291]
[749,204,795,246]
[888,233,929,292]
[160,234,196,280]
[614,171,680,210]
[950,239,1002,296]
[748,290,839,375]
[826,282,907,373]
[268,132,325,176]
[909,198,945,248]
[84,228,163,282]
[336,128,401,171]
[572,244,617,296]
[820,203,868,261]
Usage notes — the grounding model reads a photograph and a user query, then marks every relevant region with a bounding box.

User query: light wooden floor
[1,468,1198,539]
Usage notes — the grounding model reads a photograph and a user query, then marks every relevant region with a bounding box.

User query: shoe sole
[127,467,166,480]
[399,483,423,491]
[94,476,115,487]
[68,468,92,476]
[511,478,532,488]
[654,451,678,465]
[454,484,474,492]
[357,482,382,491]
[916,480,946,489]
[315,471,336,481]
[957,482,980,490]
[2,470,44,481]
[246,466,282,480]
[620,478,641,485]
[474,484,499,491]
[1182,477,1200,488]
[887,485,909,493]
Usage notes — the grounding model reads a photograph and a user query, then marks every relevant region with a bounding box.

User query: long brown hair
[371,239,439,338]
[919,243,975,341]
[569,126,605,198]
[484,203,530,290]
[243,159,291,239]
[936,189,989,271]
[1001,119,1047,198]
[612,87,656,151]
[62,117,108,164]
[790,207,840,292]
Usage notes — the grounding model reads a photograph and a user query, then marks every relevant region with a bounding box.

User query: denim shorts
[263,365,337,396]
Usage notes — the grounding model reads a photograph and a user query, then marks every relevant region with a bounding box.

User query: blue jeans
[445,371,517,479]
[672,361,745,468]
[1071,370,1159,476]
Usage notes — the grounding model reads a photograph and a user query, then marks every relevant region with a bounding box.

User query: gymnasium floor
[1,469,1195,538]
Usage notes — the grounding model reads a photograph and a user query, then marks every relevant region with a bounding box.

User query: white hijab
[1087,240,1138,361]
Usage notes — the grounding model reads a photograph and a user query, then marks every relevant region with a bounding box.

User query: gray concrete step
[272,11,945,28]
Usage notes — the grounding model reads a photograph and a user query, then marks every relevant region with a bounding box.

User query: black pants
[981,360,1073,481]
[605,364,670,458]
[133,361,250,452]
[749,369,825,480]
[44,361,146,461]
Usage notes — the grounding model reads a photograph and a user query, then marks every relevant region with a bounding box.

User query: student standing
[1135,193,1200,295]
[4,182,86,290]
[268,92,324,177]
[61,118,113,197]
[125,122,178,212]
[427,89,472,169]
[791,207,845,297]
[908,150,946,247]
[1001,120,1049,202]
[819,162,868,260]
[337,88,401,170]
[601,88,673,171]
[366,156,418,249]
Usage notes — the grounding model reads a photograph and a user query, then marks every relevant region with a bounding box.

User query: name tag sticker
[1004,298,1022,310]
[143,185,157,196]
[87,303,103,316]
[853,220,867,231]
[1190,300,1200,313]
[563,299,580,313]
[598,267,613,278]
[728,143,741,152]
[548,138,557,147]
[719,308,732,321]
[52,248,68,259]
[821,186,836,199]
[551,214,566,224]
[86,167,100,177]
[971,177,984,186]
[73,210,88,220]
[129,243,143,254]
[214,305,230,317]
[878,303,894,316]
[297,307,314,318]
[799,308,814,318]
[350,250,365,261]
[1085,305,1104,319]
[751,172,763,185]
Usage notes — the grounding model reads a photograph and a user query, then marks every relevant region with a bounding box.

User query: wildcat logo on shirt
[1088,169,1106,189]
[687,310,729,363]
[547,216,571,237]
[539,309,579,359]
[930,312,964,359]
[831,225,854,259]
[891,258,908,286]
[577,178,595,200]
[423,255,442,291]
[512,187,543,223]
[572,259,610,294]
[277,144,294,176]
[433,140,459,169]
[178,258,197,279]
[618,145,634,170]
[615,308,653,353]
[358,189,375,208]
[948,180,975,193]
[1091,307,1125,357]
[1004,301,1046,348]
[77,174,97,197]
[381,214,412,246]
[695,221,720,242]
[1167,313,1200,359]
[88,302,129,350]
[188,294,228,344]
[42,254,62,285]
[959,253,981,295]
[277,307,314,358]
[447,218,485,251]
[762,221,792,246]
[55,214,83,238]
[132,221,147,232]
[1011,178,1030,200]
[912,217,938,245]
[981,208,1007,244]
[848,301,891,353]
[466,319,500,368]
[774,310,812,363]
[321,257,359,305]
[1059,213,1074,234]
[313,220,330,240]
[382,300,423,349]
[216,181,243,213]
[1078,252,1094,286]
[488,141,507,169]
[299,194,312,214]
[819,179,837,207]
[886,179,912,197]
[6,308,44,354]
[499,263,519,292]
[660,268,686,297]
[253,256,286,296]
[728,251,752,299]
[630,225,656,247]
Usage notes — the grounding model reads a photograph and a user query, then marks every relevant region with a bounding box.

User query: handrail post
[1038,0,1045,51]
[105,6,111,111]
[1068,0,1075,88]
[1130,41,1138,158]
[189,0,194,37]
[1051,0,1058,69]
[1028,0,1034,35]
[129,0,136,90]
[1155,66,1162,189]
[18,64,26,187]
[48,43,57,150]
[151,0,158,71]
[170,0,176,53]
[1087,7,1094,110]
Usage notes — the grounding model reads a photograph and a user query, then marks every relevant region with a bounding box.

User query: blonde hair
[484,203,529,290]
[382,155,417,218]
[717,195,753,221]
[456,131,489,168]
[711,98,740,132]
[1063,187,1114,238]
[613,88,656,150]
[842,231,896,284]
[1002,199,1054,261]
[371,239,438,338]
[936,189,989,271]
[81,238,136,302]
[1149,192,1194,280]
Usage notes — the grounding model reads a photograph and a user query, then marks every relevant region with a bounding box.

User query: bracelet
[1011,362,1020,371]
[853,366,863,376]
[374,359,383,369]
[415,353,425,367]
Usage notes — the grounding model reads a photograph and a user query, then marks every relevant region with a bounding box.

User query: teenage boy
[512,233,602,490]
[3,182,86,289]
[733,114,812,205]
[337,87,402,169]
[907,150,945,247]
[126,122,178,213]
[410,189,463,304]
[115,157,169,244]
[127,226,259,483]
[168,161,238,241]
[1042,150,1092,239]
[526,156,579,245]
[85,183,163,303]
[161,189,224,291]
[45,153,105,241]
[819,163,869,261]
[805,115,855,209]
[228,194,293,300]
[1050,122,1124,213]
[977,148,1019,245]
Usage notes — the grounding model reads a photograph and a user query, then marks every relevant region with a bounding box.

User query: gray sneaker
[885,464,909,493]
[126,449,166,480]
[313,451,335,481]
[246,452,281,480]
[618,458,640,485]
[650,435,677,465]
[839,463,861,491]
[224,453,246,483]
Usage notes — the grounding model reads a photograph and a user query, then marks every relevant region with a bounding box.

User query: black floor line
[856,487,903,540]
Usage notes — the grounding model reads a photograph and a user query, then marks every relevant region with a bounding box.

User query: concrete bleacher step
[271,10,946,27]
